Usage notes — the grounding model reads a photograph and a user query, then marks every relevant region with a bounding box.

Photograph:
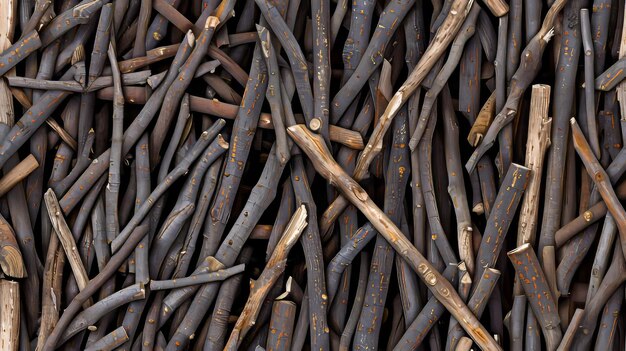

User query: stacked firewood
[0,0,625,349]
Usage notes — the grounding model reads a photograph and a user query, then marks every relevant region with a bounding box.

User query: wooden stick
[317,0,474,237]
[0,154,38,198]
[555,175,626,247]
[474,163,530,282]
[202,248,252,351]
[96,89,364,150]
[418,105,457,265]
[442,87,474,273]
[84,326,129,351]
[0,214,24,278]
[224,205,307,350]
[36,234,64,350]
[447,268,501,350]
[39,0,107,46]
[556,308,584,351]
[149,16,220,164]
[0,30,41,77]
[44,189,92,305]
[287,124,501,351]
[356,0,473,179]
[257,25,289,165]
[516,84,551,247]
[150,264,245,290]
[41,224,149,351]
[60,283,146,343]
[569,243,626,350]
[616,0,626,132]
[570,118,626,259]
[0,279,19,351]
[593,287,622,350]
[109,128,227,252]
[266,300,296,351]
[508,243,562,351]
[468,92,496,147]
[465,0,569,172]
[581,9,601,158]
[408,5,481,149]
[394,264,460,351]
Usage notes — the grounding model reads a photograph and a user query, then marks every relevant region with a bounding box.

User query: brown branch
[44,189,91,306]
[287,124,501,351]
[0,154,38,198]
[224,204,308,350]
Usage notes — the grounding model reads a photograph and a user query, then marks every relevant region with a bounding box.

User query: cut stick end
[569,117,577,125]
[0,246,26,278]
[486,268,501,276]
[255,24,266,35]
[206,16,220,29]
[309,118,322,132]
[508,243,531,256]
[206,256,225,271]
[186,31,195,46]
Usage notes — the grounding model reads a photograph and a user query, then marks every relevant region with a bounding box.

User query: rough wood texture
[44,189,90,301]
[287,124,501,351]
[516,84,552,247]
[474,163,530,282]
[571,118,626,259]
[224,205,307,350]
[508,244,562,351]
[0,279,19,351]
[0,154,38,198]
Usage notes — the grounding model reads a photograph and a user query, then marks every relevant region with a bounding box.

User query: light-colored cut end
[72,44,85,64]
[206,16,220,29]
[217,134,230,149]
[186,30,195,46]
[508,243,531,255]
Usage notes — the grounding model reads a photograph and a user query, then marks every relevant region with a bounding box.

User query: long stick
[224,205,307,350]
[287,124,501,351]
[0,280,19,351]
[44,189,91,305]
[516,84,551,247]
[508,243,562,351]
[317,0,474,237]
[465,0,570,172]
[571,118,626,259]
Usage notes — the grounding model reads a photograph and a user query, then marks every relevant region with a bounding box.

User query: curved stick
[84,326,128,351]
[0,30,41,77]
[41,224,149,350]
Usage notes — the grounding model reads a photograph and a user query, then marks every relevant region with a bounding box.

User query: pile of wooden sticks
[1,0,626,349]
